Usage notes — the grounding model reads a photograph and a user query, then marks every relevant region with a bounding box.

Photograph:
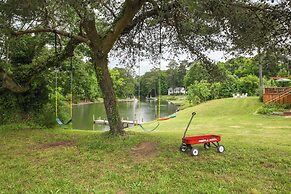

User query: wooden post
[258,47,264,96]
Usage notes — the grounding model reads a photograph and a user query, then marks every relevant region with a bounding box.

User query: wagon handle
[182,112,196,139]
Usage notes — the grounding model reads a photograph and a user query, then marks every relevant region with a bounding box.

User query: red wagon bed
[180,112,225,156]
[183,134,221,145]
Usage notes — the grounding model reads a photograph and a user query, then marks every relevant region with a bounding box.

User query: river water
[72,100,177,130]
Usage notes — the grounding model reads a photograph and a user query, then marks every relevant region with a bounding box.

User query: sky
[109,50,227,75]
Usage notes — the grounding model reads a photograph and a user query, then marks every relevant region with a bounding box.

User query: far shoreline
[73,98,138,106]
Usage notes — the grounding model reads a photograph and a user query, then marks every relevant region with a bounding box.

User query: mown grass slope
[0,97,290,193]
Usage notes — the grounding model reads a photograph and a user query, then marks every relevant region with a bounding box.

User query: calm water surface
[72,100,177,130]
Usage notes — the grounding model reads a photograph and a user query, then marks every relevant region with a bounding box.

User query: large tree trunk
[94,56,124,134]
[81,0,146,135]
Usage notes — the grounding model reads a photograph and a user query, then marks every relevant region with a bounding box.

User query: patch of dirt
[38,140,76,149]
[261,161,276,169]
[131,141,158,161]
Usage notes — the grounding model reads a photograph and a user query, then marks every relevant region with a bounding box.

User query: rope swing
[54,32,73,126]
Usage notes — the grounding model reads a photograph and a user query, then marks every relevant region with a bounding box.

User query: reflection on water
[72,100,177,130]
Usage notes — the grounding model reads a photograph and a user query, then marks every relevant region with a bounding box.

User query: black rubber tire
[180,143,188,152]
[204,143,211,149]
[190,148,199,156]
[217,145,225,153]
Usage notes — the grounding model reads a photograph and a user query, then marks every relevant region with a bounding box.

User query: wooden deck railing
[263,87,291,104]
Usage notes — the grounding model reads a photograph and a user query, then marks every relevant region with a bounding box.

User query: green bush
[219,75,239,98]
[187,80,211,105]
[0,88,70,128]
[210,82,222,99]
[34,103,56,128]
[0,92,21,124]
[238,75,259,96]
[257,103,291,115]
[34,91,72,127]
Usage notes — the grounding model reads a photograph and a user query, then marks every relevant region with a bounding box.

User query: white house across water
[168,87,186,95]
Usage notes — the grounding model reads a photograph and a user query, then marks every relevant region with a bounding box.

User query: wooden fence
[263,87,291,104]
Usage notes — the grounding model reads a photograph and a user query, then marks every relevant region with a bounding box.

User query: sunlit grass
[0,97,290,193]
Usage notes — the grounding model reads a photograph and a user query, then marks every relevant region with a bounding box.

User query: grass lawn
[0,97,290,193]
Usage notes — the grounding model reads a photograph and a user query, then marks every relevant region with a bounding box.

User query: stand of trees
[138,56,290,104]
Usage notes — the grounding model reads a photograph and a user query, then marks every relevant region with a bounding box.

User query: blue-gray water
[72,100,177,130]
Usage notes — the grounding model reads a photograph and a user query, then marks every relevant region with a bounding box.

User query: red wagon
[180,112,225,156]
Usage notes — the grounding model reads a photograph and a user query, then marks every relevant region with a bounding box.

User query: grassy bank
[0,97,290,193]
[160,95,190,109]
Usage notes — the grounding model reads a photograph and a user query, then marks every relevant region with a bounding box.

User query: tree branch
[0,38,81,93]
[101,1,117,19]
[121,1,178,36]
[29,37,81,82]
[101,0,146,53]
[0,67,29,93]
[11,28,89,43]
[172,11,213,65]
[121,9,158,35]
[178,33,213,65]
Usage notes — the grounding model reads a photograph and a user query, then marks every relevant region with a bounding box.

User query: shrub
[219,75,239,98]
[257,103,291,115]
[0,88,70,128]
[0,92,21,124]
[187,80,211,105]
[34,102,57,128]
[238,75,259,96]
[210,82,222,99]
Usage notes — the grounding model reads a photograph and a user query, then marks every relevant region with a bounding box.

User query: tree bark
[82,17,124,134]
[0,68,29,93]
[94,56,124,134]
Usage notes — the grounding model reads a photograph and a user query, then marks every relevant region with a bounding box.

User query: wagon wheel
[190,148,199,156]
[180,143,188,152]
[217,145,225,153]
[204,143,211,150]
